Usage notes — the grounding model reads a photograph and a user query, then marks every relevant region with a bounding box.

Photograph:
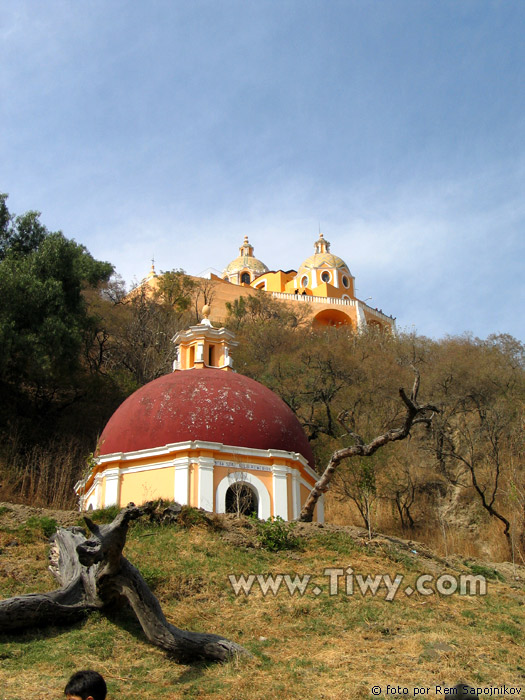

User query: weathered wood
[0,505,249,662]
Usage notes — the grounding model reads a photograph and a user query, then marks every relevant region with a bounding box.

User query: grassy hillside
[0,503,523,700]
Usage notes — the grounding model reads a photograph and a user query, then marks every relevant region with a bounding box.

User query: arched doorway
[225,482,258,516]
[216,472,271,520]
[313,309,353,327]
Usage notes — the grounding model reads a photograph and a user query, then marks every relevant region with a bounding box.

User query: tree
[192,276,217,323]
[333,455,379,535]
[299,370,439,522]
[97,284,193,389]
[0,196,116,506]
[154,268,197,316]
[426,334,525,560]
[0,197,113,396]
[0,194,47,260]
[0,505,248,662]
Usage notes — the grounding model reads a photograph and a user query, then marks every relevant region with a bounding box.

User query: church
[140,233,395,331]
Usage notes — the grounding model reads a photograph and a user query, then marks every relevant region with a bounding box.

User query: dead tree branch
[299,372,439,522]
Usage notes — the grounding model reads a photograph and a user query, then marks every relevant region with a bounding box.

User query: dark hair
[64,670,107,700]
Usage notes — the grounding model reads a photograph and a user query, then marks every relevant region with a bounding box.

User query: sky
[1,0,524,341]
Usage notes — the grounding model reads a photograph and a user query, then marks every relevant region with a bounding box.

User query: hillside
[0,502,523,699]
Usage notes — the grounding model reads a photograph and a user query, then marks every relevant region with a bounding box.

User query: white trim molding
[173,456,191,505]
[198,456,215,511]
[272,463,289,520]
[104,467,121,507]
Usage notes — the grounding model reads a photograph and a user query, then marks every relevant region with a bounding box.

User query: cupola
[296,233,355,297]
[172,305,238,371]
[222,236,269,285]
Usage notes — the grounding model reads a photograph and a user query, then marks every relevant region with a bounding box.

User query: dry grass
[325,495,516,564]
[0,507,523,699]
[0,438,86,510]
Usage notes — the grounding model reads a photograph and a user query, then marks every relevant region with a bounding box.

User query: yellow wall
[87,450,323,521]
[120,465,175,504]
[131,270,393,332]
[212,463,275,515]
[252,270,296,292]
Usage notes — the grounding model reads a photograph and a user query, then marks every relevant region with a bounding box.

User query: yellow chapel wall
[119,464,176,505]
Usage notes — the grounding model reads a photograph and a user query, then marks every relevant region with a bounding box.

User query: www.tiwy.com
[228,568,488,601]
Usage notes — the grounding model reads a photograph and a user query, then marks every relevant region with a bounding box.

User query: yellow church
[76,232,394,520]
[141,233,395,331]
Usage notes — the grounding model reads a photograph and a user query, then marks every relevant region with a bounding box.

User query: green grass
[465,561,505,582]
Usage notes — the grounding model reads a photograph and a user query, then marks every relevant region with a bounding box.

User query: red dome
[97,368,314,467]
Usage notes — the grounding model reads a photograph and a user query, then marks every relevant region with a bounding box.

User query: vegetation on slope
[0,504,523,699]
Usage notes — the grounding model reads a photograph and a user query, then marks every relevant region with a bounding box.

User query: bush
[253,516,302,552]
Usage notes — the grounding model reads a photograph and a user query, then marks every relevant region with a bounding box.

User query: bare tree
[0,505,248,663]
[193,277,217,322]
[299,371,439,522]
[432,396,518,556]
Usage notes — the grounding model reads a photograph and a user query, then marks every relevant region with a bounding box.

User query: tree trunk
[0,505,249,663]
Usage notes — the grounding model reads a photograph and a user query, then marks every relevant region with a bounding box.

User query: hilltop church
[141,233,395,331]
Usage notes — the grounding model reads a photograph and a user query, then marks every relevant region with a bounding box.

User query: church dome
[297,233,351,277]
[222,236,268,283]
[97,368,314,467]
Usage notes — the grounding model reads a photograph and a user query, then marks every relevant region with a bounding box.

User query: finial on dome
[201,304,213,327]
[240,236,254,257]
[147,257,157,279]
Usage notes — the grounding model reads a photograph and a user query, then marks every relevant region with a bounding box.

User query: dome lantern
[172,305,238,371]
[314,233,330,254]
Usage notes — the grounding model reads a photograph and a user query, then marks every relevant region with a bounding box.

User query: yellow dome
[298,252,349,272]
[222,236,268,280]
[223,255,269,276]
[298,234,351,276]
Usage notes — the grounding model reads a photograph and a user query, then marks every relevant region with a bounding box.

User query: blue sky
[1,1,524,340]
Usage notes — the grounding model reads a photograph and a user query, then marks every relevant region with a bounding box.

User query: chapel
[217,233,394,330]
[77,308,322,521]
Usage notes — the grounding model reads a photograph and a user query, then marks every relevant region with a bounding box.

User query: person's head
[64,670,107,700]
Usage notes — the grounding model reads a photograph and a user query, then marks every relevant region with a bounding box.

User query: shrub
[253,516,302,552]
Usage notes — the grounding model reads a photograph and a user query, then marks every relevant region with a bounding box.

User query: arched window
[321,271,331,283]
[240,272,251,284]
[301,275,308,287]
[225,483,258,516]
